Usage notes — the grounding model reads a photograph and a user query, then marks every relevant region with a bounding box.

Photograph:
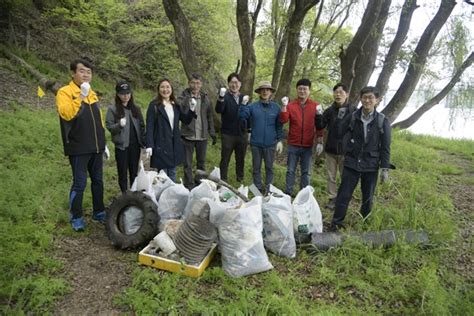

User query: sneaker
[71,217,86,232]
[92,211,106,224]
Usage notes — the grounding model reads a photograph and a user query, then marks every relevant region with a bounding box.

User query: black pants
[182,138,207,189]
[219,133,248,182]
[68,153,104,219]
[115,143,140,193]
[332,166,378,227]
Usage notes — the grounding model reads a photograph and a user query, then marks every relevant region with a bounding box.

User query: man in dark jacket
[316,83,355,209]
[331,86,391,230]
[215,73,249,183]
[56,57,108,231]
[178,73,216,189]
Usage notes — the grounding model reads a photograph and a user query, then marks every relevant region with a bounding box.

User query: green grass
[1,57,473,313]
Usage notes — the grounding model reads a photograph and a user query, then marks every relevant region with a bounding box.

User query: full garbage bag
[184,179,219,219]
[152,170,175,200]
[158,181,189,226]
[209,197,273,278]
[262,185,296,258]
[131,160,158,205]
[292,186,323,235]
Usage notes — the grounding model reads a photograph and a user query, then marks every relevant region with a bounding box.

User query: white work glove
[104,145,110,160]
[380,168,389,184]
[281,96,289,112]
[219,87,226,97]
[146,147,153,158]
[80,82,90,99]
[316,105,323,115]
[242,95,249,105]
[276,141,283,154]
[120,117,126,127]
[189,98,197,112]
[315,143,324,156]
[247,133,251,142]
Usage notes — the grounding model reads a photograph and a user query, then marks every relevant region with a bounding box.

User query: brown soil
[52,220,135,315]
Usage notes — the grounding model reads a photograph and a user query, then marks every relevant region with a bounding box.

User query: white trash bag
[209,197,273,278]
[158,181,189,225]
[209,166,221,179]
[184,179,219,218]
[152,170,175,200]
[292,186,323,235]
[262,185,296,258]
[131,160,158,205]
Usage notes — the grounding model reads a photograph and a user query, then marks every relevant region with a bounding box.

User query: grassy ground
[0,57,472,313]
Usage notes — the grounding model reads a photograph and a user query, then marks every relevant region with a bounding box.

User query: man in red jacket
[280,78,324,196]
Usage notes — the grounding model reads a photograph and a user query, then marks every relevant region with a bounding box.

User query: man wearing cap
[280,78,324,196]
[178,73,216,190]
[56,57,109,232]
[215,73,250,183]
[239,81,283,194]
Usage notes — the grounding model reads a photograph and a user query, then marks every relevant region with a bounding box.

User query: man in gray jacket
[178,73,216,189]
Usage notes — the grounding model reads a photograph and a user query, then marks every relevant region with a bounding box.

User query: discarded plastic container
[152,231,176,256]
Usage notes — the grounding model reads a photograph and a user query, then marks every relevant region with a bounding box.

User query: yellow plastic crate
[138,243,217,278]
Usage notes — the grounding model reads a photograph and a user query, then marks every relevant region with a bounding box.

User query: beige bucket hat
[254,81,276,93]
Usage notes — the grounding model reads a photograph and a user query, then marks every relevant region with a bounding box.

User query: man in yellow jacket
[56,57,108,231]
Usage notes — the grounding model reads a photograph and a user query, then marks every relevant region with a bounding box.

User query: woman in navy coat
[145,78,196,181]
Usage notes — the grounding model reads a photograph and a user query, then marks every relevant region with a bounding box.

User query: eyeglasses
[361,95,376,101]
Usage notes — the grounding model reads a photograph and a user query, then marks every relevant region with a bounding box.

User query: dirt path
[439,151,473,283]
[52,220,135,314]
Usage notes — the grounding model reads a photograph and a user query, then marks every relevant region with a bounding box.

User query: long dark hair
[156,78,176,106]
[114,93,141,119]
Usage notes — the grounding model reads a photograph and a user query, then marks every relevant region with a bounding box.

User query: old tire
[106,191,159,249]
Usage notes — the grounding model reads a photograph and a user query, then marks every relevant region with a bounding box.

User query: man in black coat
[331,86,392,230]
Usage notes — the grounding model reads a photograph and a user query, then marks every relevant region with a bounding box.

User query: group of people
[56,57,392,232]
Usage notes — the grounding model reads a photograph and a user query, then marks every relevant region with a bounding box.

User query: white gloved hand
[276,141,283,154]
[242,95,249,105]
[104,145,110,160]
[247,133,251,142]
[281,96,289,106]
[120,117,127,127]
[380,168,389,184]
[80,82,90,99]
[316,143,324,156]
[219,87,226,97]
[189,98,197,111]
[316,105,323,115]
[146,147,153,158]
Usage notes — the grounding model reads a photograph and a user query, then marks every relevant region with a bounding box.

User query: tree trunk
[2,49,62,94]
[348,0,391,105]
[339,0,384,92]
[382,0,456,122]
[275,0,320,101]
[162,0,200,77]
[236,0,262,96]
[375,0,419,99]
[392,51,474,129]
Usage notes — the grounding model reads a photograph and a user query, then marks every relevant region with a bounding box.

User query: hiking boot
[92,211,106,224]
[71,217,86,232]
[326,198,336,210]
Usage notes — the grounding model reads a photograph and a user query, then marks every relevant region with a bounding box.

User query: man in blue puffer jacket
[239,81,283,194]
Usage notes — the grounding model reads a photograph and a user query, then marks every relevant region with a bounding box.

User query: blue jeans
[251,145,275,192]
[68,153,104,219]
[161,167,177,182]
[285,145,313,195]
[332,166,378,227]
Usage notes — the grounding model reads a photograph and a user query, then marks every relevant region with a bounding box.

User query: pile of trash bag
[120,163,324,278]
